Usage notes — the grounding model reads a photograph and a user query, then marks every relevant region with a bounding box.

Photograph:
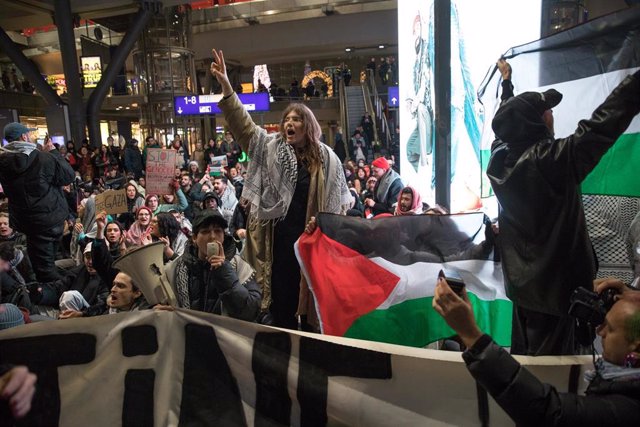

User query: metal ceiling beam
[0,24,62,106]
[86,2,158,146]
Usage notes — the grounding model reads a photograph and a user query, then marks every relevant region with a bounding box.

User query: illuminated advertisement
[81,56,102,89]
[46,74,66,95]
[398,0,540,212]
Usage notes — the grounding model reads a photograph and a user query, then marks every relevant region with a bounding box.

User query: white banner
[0,310,592,426]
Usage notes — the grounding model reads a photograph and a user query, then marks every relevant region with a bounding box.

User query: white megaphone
[113,242,177,306]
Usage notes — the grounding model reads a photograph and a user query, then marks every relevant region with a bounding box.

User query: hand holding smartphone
[438,269,466,297]
[206,241,220,258]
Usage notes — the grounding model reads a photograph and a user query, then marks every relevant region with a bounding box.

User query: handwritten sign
[145,148,176,195]
[95,189,128,215]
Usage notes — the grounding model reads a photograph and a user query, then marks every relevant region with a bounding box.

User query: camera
[568,287,618,326]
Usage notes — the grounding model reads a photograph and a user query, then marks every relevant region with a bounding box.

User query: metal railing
[364,69,391,153]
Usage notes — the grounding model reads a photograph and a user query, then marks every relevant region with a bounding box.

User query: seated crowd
[1,53,640,425]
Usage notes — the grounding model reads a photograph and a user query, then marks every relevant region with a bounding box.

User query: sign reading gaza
[174,93,270,115]
[95,188,128,215]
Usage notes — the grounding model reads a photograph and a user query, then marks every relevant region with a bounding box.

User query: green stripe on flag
[480,148,493,198]
[582,133,640,196]
[344,294,512,348]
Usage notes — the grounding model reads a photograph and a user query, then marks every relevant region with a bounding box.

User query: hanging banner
[0,310,592,426]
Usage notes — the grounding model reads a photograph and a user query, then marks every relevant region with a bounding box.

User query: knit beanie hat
[0,303,25,330]
[371,157,390,171]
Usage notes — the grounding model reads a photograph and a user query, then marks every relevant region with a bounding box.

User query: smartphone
[206,241,220,258]
[438,269,465,297]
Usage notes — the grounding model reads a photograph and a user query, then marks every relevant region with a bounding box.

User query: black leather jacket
[487,71,640,315]
[464,335,640,426]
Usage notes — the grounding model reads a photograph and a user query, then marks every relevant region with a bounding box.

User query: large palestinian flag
[295,213,511,348]
[477,7,640,283]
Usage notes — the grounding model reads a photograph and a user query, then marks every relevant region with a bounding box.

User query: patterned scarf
[395,186,422,216]
[242,132,351,223]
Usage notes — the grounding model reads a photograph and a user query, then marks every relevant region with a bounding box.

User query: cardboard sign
[145,148,176,195]
[94,188,128,215]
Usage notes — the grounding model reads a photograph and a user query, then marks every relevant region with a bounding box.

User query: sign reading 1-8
[174,93,270,115]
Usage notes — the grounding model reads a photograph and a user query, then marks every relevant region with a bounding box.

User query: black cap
[202,192,221,207]
[192,210,227,234]
[517,88,563,116]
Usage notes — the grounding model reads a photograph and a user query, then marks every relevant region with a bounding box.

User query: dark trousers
[510,305,579,356]
[25,225,64,282]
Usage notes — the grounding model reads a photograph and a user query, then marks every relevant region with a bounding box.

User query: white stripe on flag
[370,258,507,309]
[537,67,640,138]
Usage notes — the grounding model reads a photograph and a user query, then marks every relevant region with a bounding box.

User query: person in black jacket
[123,138,143,180]
[161,209,261,321]
[56,242,110,313]
[487,61,640,355]
[433,276,640,427]
[0,123,75,282]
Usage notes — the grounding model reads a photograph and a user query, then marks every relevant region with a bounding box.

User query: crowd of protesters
[1,52,640,425]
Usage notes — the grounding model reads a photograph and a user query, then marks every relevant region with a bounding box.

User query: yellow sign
[81,56,102,89]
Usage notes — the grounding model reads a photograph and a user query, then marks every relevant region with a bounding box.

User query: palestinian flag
[477,7,640,283]
[478,6,640,198]
[295,213,511,348]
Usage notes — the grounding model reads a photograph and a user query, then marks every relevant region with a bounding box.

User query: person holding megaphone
[158,210,261,321]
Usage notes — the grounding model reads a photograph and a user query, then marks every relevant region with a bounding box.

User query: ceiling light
[378,44,385,49]
[345,47,352,52]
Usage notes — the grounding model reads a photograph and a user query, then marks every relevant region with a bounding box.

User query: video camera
[568,287,618,326]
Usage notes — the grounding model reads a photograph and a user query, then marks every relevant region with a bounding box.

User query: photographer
[433,277,640,426]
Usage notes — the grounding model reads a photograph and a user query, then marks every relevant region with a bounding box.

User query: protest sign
[145,148,176,195]
[94,188,128,215]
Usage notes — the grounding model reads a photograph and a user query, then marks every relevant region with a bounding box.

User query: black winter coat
[464,335,640,426]
[168,242,261,321]
[487,71,640,315]
[0,145,75,233]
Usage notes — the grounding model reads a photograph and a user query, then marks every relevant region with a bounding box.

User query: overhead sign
[174,93,270,116]
[387,86,399,107]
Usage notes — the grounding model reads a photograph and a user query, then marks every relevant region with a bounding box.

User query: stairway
[344,85,366,137]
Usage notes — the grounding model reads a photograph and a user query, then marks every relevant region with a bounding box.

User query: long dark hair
[155,212,181,246]
[280,103,322,172]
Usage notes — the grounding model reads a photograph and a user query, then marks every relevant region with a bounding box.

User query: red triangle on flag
[297,228,400,336]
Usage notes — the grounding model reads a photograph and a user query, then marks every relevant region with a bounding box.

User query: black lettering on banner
[297,337,392,427]
[121,325,157,426]
[0,334,96,427]
[180,324,246,426]
[122,325,158,356]
[123,369,155,427]
[252,332,291,427]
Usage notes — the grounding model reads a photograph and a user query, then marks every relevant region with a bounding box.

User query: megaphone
[113,242,177,306]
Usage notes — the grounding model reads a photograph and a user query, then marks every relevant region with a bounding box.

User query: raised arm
[497,58,514,104]
[211,49,262,153]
